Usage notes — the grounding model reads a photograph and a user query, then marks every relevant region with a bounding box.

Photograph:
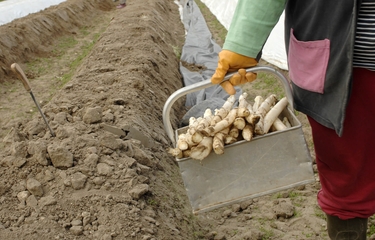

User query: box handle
[162,66,293,146]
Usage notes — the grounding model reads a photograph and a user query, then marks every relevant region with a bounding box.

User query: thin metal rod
[30,93,56,137]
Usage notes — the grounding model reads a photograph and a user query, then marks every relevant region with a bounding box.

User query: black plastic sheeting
[179,0,241,126]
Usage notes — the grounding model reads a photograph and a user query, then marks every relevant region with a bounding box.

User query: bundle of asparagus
[168,92,291,161]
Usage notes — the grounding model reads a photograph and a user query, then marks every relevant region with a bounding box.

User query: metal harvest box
[163,66,315,214]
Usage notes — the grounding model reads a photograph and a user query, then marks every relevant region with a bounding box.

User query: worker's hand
[211,50,258,95]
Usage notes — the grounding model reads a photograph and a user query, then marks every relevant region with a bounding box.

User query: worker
[210,1,375,239]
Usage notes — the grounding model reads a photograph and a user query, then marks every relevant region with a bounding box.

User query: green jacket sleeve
[223,0,286,58]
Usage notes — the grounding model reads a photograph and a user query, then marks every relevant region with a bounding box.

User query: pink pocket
[288,29,330,94]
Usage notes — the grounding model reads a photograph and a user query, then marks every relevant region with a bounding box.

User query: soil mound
[0,0,197,239]
[0,0,115,83]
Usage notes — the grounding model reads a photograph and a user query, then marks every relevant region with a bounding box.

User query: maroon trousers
[308,68,375,220]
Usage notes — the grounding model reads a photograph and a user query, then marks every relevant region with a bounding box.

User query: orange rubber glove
[211,50,258,95]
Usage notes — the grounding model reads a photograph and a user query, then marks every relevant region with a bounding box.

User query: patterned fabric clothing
[354,1,375,70]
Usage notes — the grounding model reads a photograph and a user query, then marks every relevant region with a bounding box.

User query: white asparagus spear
[189,137,213,161]
[213,132,226,155]
[176,133,189,150]
[253,96,263,113]
[263,97,289,134]
[211,95,236,126]
[203,108,238,136]
[283,116,292,128]
[272,118,288,131]
[255,94,278,135]
[233,117,246,130]
[197,108,213,131]
[237,92,250,117]
[242,124,255,141]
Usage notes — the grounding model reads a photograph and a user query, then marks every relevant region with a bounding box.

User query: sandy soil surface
[0,0,367,239]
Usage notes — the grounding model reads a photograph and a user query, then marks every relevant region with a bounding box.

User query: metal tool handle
[162,66,293,146]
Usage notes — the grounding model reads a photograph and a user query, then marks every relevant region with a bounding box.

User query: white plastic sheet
[0,0,66,26]
[201,0,288,70]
